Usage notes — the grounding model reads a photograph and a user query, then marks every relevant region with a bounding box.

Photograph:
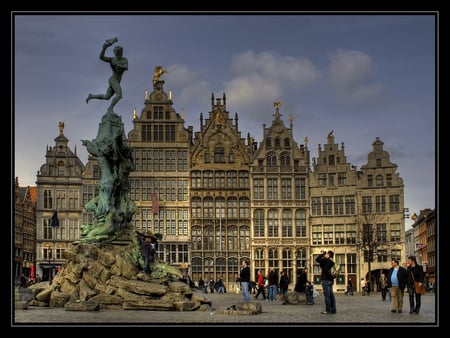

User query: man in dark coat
[136,230,157,273]
[316,250,337,314]
[387,258,409,313]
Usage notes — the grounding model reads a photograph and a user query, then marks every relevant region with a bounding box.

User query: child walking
[305,280,314,305]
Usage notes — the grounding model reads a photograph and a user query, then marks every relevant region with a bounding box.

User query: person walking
[254,270,266,300]
[295,268,308,293]
[316,250,337,314]
[360,278,367,296]
[387,285,392,301]
[267,268,278,301]
[305,280,315,305]
[387,259,408,313]
[239,259,251,302]
[366,280,371,296]
[346,279,354,295]
[379,273,388,301]
[406,255,425,314]
[279,270,290,304]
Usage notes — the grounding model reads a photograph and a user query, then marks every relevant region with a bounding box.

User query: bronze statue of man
[86,37,128,113]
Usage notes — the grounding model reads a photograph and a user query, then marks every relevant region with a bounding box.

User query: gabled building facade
[127,79,193,271]
[189,93,253,287]
[27,76,412,293]
[411,208,435,285]
[35,123,85,281]
[250,102,310,283]
[14,177,37,283]
[309,131,360,291]
[356,137,406,289]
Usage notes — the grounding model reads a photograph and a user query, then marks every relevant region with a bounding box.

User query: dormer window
[376,175,383,187]
[329,155,335,165]
[214,147,225,163]
[58,161,65,176]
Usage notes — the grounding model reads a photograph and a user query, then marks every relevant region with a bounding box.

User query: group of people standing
[387,255,425,314]
[314,252,426,316]
[244,263,313,305]
[252,267,290,302]
[239,254,425,317]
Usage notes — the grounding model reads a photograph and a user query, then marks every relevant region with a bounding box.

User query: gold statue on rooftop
[152,66,168,86]
[59,121,65,134]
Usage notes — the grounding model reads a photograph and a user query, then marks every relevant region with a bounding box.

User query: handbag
[410,272,426,295]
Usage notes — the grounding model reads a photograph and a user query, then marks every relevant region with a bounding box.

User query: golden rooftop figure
[58,121,65,135]
[152,66,168,86]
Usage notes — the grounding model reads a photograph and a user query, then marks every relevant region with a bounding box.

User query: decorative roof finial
[58,121,64,135]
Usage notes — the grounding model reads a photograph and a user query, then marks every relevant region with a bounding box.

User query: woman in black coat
[294,268,308,294]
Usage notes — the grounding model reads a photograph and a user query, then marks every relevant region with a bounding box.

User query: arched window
[253,209,265,237]
[267,153,277,166]
[204,197,213,218]
[239,225,250,250]
[191,226,202,250]
[268,209,279,237]
[191,197,201,218]
[280,152,291,166]
[228,226,238,250]
[203,226,214,250]
[191,171,201,188]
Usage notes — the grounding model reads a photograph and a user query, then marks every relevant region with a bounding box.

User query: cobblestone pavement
[13,290,438,327]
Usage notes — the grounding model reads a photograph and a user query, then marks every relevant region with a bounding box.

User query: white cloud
[159,64,212,108]
[345,83,384,102]
[178,80,211,105]
[329,49,383,102]
[165,63,207,87]
[223,50,321,110]
[224,74,282,107]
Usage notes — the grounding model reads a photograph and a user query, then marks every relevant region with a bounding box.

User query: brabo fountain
[17,39,218,314]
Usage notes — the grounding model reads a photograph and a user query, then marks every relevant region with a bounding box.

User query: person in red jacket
[254,269,267,300]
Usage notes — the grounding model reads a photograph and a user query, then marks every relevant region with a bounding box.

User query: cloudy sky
[13,13,436,228]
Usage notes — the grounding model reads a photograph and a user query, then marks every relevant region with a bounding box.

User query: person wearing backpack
[316,250,337,314]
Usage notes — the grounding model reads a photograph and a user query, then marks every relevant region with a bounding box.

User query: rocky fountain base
[17,242,212,312]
